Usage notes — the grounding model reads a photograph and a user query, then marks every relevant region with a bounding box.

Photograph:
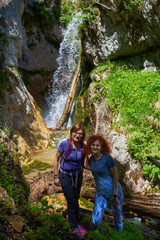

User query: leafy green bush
[59,0,75,25]
[59,0,99,28]
[0,141,29,205]
[23,199,69,240]
[90,60,160,185]
[87,220,150,240]
[123,0,144,10]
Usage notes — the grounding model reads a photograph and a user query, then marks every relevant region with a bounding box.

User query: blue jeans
[91,191,123,230]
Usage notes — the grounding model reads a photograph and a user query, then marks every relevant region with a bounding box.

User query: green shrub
[123,0,144,10]
[90,60,160,185]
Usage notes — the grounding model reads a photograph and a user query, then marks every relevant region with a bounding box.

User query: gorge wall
[0,0,63,153]
[82,0,160,69]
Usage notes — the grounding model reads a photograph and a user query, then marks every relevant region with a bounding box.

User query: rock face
[0,69,51,153]
[0,0,25,68]
[0,0,61,152]
[19,0,63,71]
[82,0,160,68]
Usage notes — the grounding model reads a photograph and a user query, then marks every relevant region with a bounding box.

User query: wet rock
[7,215,25,233]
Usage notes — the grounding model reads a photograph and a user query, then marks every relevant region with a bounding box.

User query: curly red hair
[87,134,111,155]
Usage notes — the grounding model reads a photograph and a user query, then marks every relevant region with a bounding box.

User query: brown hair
[87,134,111,155]
[70,123,86,143]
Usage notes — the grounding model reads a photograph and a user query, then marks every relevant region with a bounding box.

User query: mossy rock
[22,160,51,175]
[74,88,92,136]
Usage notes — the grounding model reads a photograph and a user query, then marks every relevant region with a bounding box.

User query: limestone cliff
[0,0,62,153]
[82,0,160,70]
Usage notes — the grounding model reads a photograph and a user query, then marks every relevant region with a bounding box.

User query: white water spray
[42,14,82,128]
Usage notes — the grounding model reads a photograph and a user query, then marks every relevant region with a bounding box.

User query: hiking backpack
[59,139,86,169]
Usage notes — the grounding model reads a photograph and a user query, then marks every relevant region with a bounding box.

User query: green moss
[0,143,30,205]
[123,0,144,10]
[80,197,93,209]
[74,88,92,135]
[22,160,50,175]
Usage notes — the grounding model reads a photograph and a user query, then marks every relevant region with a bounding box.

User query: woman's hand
[84,156,91,170]
[54,178,60,186]
[111,196,120,208]
[53,150,62,187]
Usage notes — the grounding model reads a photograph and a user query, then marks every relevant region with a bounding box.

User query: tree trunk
[55,53,82,130]
[147,156,160,168]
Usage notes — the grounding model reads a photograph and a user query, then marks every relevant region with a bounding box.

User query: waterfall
[42,13,82,128]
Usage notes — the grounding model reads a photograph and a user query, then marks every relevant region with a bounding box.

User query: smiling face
[71,130,83,143]
[91,140,102,156]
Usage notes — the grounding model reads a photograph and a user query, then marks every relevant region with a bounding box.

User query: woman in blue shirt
[85,134,123,231]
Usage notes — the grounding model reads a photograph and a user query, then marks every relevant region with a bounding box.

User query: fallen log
[147,156,160,168]
[55,53,82,130]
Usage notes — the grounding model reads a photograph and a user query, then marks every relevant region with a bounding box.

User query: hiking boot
[77,225,87,235]
[73,227,85,239]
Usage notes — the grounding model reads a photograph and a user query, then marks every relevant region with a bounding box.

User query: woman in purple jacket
[54,123,87,238]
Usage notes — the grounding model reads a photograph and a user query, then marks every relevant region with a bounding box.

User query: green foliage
[123,0,144,10]
[0,199,12,215]
[22,160,51,175]
[87,220,149,240]
[0,140,29,205]
[59,0,99,28]
[59,0,75,25]
[80,213,92,225]
[101,64,160,125]
[33,1,53,26]
[23,199,69,240]
[74,89,92,135]
[88,229,105,239]
[78,0,100,31]
[22,1,53,30]
[80,197,93,209]
[2,125,10,136]
[91,60,160,185]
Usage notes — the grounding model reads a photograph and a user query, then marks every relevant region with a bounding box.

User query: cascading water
[42,13,82,128]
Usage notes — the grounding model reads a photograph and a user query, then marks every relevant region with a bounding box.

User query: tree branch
[147,156,160,168]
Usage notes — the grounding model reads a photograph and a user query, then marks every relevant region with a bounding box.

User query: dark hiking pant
[59,170,83,230]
